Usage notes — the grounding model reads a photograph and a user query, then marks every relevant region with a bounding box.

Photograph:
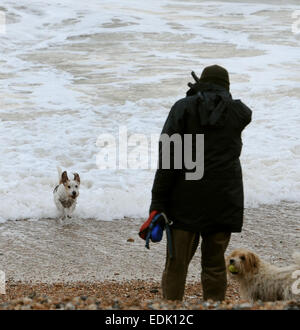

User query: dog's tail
[292,252,300,266]
[57,166,63,182]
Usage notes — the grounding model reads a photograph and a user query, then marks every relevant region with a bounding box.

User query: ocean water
[0,0,299,221]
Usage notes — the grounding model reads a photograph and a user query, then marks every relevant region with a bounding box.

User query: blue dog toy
[145,213,173,258]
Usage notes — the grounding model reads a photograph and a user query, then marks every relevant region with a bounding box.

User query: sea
[0,0,299,221]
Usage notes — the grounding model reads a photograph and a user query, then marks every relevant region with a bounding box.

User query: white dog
[227,249,300,302]
[53,167,80,220]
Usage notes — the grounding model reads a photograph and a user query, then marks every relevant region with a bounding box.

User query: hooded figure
[149,65,252,302]
[150,65,251,234]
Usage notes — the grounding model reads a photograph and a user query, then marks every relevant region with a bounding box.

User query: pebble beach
[1,280,299,310]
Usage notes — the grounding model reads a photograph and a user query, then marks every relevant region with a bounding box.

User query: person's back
[150,65,252,301]
[183,87,250,175]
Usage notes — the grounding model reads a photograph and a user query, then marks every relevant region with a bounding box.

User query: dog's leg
[55,213,64,224]
[64,207,71,219]
[67,203,76,219]
[63,208,73,220]
[59,208,67,221]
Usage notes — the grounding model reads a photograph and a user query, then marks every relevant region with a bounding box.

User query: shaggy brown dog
[227,249,300,302]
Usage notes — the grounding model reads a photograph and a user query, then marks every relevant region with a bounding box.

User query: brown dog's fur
[227,249,300,302]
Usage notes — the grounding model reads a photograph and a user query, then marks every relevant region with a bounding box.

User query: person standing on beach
[149,65,252,301]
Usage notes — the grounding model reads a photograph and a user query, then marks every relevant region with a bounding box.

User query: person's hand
[139,210,158,240]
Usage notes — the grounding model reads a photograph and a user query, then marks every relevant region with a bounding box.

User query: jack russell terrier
[53,167,80,219]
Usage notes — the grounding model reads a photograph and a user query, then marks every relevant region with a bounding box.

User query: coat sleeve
[236,100,252,131]
[149,101,185,214]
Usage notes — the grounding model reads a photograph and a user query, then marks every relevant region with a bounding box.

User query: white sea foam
[0,0,300,221]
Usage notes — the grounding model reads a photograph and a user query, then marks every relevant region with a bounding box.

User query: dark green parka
[150,82,252,234]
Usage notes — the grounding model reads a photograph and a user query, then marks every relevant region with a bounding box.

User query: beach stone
[65,302,75,310]
[72,297,81,304]
[33,303,44,309]
[150,289,159,293]
[20,305,31,310]
[22,297,32,305]
[151,302,161,310]
[284,304,300,310]
[203,301,211,308]
[112,299,120,309]
[239,303,252,309]
[29,292,36,299]
[86,297,96,305]
[88,304,97,310]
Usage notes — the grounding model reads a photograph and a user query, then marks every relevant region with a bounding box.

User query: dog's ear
[60,171,69,184]
[73,173,80,184]
[247,252,260,273]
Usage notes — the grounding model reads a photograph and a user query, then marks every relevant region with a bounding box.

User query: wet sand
[0,203,299,309]
[0,203,299,284]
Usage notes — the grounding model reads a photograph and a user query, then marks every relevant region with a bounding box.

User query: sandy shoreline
[0,202,299,309]
[0,202,299,284]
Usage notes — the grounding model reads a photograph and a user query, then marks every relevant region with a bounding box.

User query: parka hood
[187,82,232,127]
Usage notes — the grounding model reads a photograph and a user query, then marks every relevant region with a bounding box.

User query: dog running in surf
[53,166,80,220]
